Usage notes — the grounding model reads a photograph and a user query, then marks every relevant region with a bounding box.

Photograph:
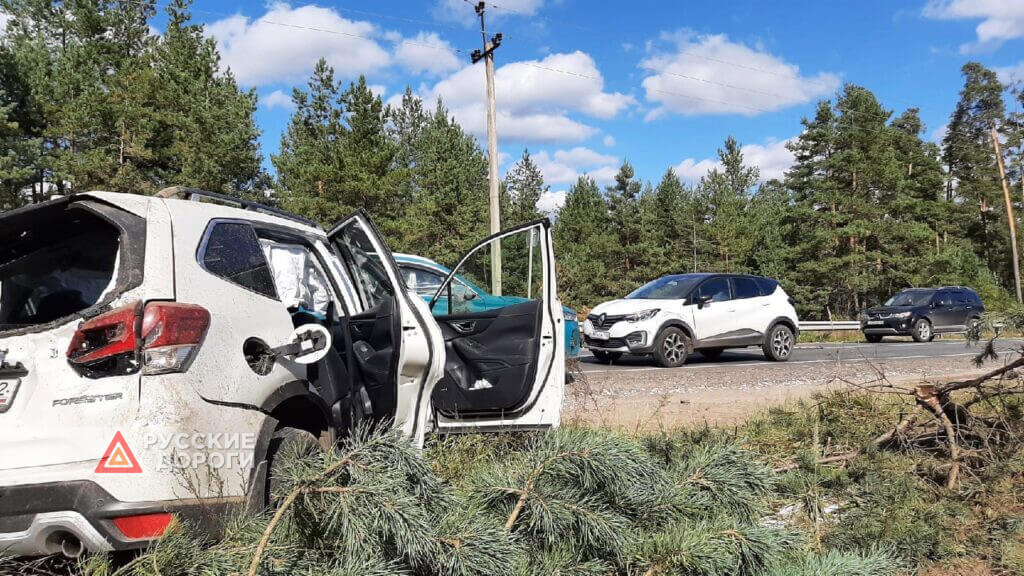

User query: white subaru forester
[0,189,565,557]
[582,273,799,367]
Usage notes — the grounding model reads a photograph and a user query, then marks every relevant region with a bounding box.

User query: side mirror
[463,292,477,302]
[696,295,712,308]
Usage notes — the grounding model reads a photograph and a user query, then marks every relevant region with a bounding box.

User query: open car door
[327,211,443,446]
[429,220,565,432]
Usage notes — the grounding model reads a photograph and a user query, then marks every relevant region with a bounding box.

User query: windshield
[627,275,704,300]
[885,290,934,307]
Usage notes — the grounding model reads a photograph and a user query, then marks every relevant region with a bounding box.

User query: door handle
[450,320,477,334]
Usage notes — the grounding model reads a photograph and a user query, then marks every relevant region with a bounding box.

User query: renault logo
[597,314,606,326]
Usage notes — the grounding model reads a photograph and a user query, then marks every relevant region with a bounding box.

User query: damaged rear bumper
[0,480,244,556]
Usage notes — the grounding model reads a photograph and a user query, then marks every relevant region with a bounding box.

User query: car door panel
[432,221,564,431]
[432,301,542,416]
[929,291,958,330]
[691,277,737,343]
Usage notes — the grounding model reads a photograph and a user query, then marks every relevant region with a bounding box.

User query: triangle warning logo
[95,431,142,474]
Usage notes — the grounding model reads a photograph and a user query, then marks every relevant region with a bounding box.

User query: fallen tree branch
[246,451,362,576]
[940,354,1024,394]
[773,412,920,473]
[915,385,961,489]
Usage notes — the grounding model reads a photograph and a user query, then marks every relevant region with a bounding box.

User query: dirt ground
[564,355,995,431]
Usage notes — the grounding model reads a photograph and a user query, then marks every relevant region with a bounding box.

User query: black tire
[762,324,795,361]
[265,427,321,505]
[865,333,883,343]
[654,326,690,368]
[592,350,622,363]
[912,318,933,342]
[699,348,724,361]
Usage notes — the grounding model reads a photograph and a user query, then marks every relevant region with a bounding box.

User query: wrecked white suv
[0,189,564,557]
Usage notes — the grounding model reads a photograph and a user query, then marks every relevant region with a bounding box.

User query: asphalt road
[577,338,1024,374]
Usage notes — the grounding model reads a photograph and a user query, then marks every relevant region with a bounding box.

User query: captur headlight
[625,309,660,322]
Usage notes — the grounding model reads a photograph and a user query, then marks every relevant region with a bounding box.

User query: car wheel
[266,427,321,505]
[592,350,622,363]
[699,348,724,361]
[912,318,933,342]
[763,324,795,361]
[654,327,689,368]
[865,333,883,343]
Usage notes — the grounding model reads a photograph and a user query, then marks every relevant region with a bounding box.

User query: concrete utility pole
[991,126,1022,303]
[472,2,503,296]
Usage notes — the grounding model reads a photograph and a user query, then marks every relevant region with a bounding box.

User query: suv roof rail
[156,186,320,229]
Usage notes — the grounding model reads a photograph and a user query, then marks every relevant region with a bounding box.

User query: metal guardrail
[799,320,861,332]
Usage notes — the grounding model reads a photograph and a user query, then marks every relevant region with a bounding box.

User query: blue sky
[169,0,1023,210]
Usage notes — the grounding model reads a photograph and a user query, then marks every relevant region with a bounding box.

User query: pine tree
[502,149,545,227]
[942,62,1007,279]
[336,76,404,232]
[273,58,347,225]
[606,162,647,290]
[553,176,617,309]
[154,0,263,194]
[699,136,759,273]
[395,99,488,265]
[648,168,696,276]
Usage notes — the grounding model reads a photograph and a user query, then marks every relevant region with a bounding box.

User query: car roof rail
[156,186,320,229]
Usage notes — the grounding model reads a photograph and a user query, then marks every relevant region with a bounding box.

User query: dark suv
[861,286,984,343]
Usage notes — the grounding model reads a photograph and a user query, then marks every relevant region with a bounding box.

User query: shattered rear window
[0,206,121,330]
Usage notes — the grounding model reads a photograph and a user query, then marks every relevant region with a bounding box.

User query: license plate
[592,331,610,341]
[867,320,884,326]
[0,379,20,414]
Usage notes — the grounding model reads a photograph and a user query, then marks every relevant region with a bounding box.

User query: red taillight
[67,301,210,377]
[140,303,211,375]
[112,513,174,540]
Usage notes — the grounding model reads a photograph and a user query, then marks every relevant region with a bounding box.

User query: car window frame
[400,263,479,299]
[331,220,397,312]
[695,276,733,303]
[730,276,761,300]
[197,218,280,302]
[932,290,953,307]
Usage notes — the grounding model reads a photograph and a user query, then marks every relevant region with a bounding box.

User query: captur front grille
[587,314,626,329]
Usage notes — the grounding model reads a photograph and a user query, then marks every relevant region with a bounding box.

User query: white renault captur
[0,189,564,557]
[582,273,799,367]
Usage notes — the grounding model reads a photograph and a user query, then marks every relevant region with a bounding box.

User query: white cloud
[923,0,1024,53]
[640,32,840,118]
[602,135,615,147]
[995,61,1024,85]
[405,51,635,143]
[368,84,388,99]
[534,147,620,186]
[930,123,948,145]
[205,3,391,86]
[433,0,544,26]
[537,189,567,214]
[261,89,295,111]
[394,31,461,76]
[675,138,795,184]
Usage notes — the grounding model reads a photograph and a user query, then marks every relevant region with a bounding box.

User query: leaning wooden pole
[992,127,1022,303]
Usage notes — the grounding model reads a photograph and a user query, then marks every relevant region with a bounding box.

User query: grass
[5,388,1023,575]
